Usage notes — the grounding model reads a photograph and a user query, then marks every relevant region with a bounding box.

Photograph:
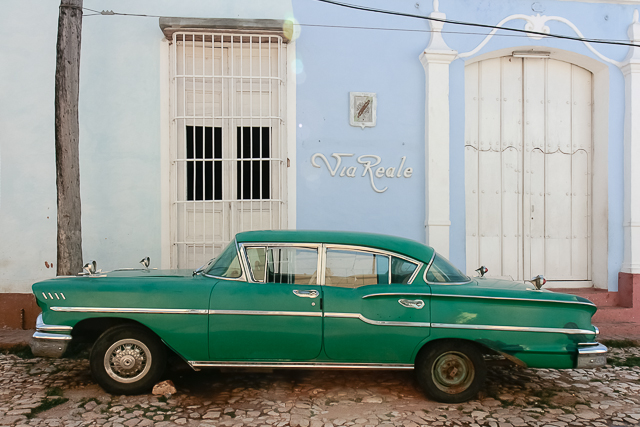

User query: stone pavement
[1,346,640,427]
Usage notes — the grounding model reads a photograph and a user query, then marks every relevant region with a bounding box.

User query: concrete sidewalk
[0,328,34,351]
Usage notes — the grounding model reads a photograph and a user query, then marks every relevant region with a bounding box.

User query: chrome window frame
[323,244,423,287]
[423,252,473,285]
[238,243,322,284]
[235,242,423,286]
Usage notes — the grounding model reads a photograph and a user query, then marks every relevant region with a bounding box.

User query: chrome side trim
[188,361,414,370]
[594,325,600,336]
[430,293,596,307]
[50,307,208,314]
[35,314,72,333]
[431,322,595,335]
[209,310,322,317]
[363,292,431,299]
[32,331,73,341]
[324,312,431,327]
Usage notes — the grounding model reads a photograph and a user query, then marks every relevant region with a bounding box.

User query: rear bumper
[29,314,72,358]
[576,342,608,368]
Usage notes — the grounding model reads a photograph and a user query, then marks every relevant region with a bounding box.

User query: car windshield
[204,241,242,278]
[426,253,470,283]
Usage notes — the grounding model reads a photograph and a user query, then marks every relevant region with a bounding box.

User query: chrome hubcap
[104,339,152,383]
[432,351,474,394]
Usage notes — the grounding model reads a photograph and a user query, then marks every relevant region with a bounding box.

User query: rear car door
[321,245,431,363]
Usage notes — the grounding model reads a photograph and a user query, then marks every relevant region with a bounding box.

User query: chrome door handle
[293,289,319,299]
[398,299,424,309]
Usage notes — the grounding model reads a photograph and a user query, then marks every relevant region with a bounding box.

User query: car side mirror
[80,260,97,275]
[140,257,150,269]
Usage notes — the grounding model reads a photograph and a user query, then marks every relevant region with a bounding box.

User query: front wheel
[90,325,166,395]
[415,341,486,403]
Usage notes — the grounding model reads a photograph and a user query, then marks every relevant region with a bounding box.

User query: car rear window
[425,253,469,283]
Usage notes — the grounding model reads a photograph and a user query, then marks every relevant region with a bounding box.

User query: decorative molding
[456,13,622,67]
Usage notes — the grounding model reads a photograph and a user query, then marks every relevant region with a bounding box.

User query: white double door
[465,57,592,284]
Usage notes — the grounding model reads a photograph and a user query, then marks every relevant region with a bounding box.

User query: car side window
[391,257,418,284]
[325,249,389,288]
[265,247,318,285]
[245,247,267,282]
[426,253,470,283]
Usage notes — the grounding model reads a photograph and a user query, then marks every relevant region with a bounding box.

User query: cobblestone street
[1,346,639,427]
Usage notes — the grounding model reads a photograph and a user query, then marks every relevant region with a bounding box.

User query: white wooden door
[465,57,592,284]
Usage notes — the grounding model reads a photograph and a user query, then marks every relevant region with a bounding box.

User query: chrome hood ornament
[528,275,547,290]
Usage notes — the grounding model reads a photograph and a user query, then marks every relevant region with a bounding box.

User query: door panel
[208,246,322,361]
[323,284,431,363]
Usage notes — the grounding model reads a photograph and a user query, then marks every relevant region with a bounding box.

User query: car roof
[235,230,435,263]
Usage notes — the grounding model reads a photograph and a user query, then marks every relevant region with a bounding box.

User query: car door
[208,244,323,361]
[322,245,431,363]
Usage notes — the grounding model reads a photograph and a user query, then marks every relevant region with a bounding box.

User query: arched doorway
[465,56,592,285]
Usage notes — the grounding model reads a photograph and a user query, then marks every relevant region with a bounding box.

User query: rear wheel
[90,325,166,395]
[416,341,486,403]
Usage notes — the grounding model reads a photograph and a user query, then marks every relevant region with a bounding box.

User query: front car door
[321,245,431,364]
[208,243,323,361]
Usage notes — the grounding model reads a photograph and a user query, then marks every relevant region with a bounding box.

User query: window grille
[170,33,287,268]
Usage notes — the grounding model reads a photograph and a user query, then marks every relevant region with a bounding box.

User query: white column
[419,0,457,257]
[621,10,640,275]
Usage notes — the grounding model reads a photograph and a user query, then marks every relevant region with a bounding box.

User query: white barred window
[170,33,287,268]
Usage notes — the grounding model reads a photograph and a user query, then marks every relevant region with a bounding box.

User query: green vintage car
[31,230,606,403]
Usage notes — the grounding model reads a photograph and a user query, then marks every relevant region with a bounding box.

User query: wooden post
[55,0,83,276]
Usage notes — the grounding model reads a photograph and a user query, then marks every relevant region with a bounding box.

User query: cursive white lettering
[357,155,388,193]
[311,152,412,193]
[311,153,354,177]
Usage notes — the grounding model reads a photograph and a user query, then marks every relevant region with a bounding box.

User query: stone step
[592,306,640,323]
[551,288,619,307]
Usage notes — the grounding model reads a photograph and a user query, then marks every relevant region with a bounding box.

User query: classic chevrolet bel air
[31,231,607,402]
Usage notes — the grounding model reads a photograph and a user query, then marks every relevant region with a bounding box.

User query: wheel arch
[413,337,497,365]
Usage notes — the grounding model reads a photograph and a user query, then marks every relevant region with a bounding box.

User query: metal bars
[170,33,286,269]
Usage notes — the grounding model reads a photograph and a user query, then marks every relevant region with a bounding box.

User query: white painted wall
[0,0,292,293]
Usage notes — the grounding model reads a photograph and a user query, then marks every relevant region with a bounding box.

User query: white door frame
[464,46,609,289]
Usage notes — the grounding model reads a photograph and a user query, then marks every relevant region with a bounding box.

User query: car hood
[102,269,194,278]
[43,268,195,280]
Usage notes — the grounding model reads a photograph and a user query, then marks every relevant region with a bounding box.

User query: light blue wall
[292,0,632,289]
[0,0,631,293]
[0,0,292,292]
[293,0,430,241]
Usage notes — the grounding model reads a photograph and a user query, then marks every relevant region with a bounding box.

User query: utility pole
[55,0,83,276]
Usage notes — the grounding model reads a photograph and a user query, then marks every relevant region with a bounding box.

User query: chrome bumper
[576,342,608,368]
[30,314,73,358]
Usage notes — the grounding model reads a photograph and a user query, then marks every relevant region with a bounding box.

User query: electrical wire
[81,2,640,48]
[313,0,640,48]
[296,22,634,44]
